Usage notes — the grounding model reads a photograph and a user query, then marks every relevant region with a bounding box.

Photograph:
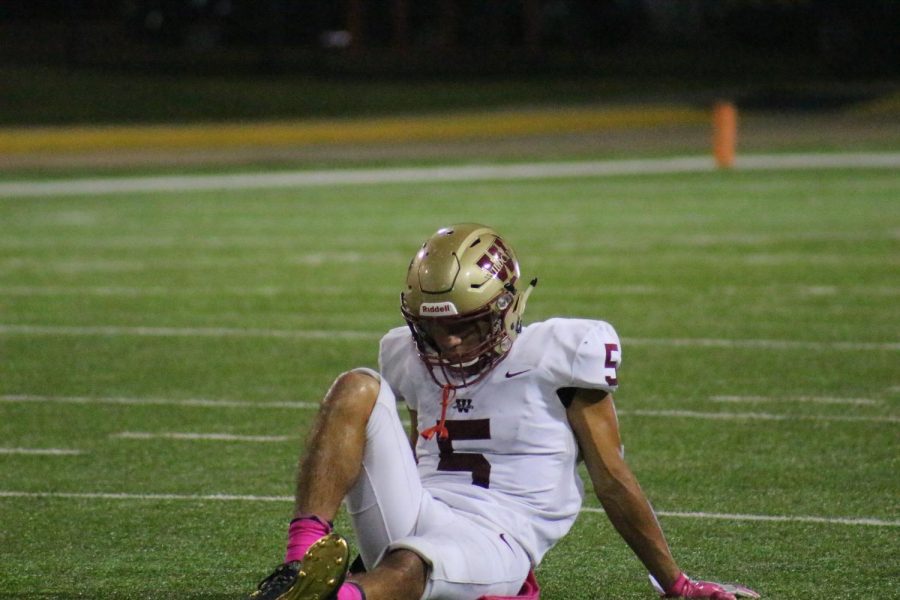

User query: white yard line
[618,409,900,424]
[111,431,291,442]
[0,284,400,297]
[1,324,896,351]
[0,490,291,502]
[0,489,895,527]
[0,324,378,340]
[1,153,898,198]
[580,507,900,528]
[0,447,83,456]
[4,395,896,425]
[622,337,899,351]
[711,395,883,406]
[0,253,401,273]
[0,394,319,410]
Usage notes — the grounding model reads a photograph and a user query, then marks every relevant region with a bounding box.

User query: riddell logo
[420,302,458,316]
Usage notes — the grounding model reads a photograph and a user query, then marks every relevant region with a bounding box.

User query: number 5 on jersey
[604,343,620,386]
[436,419,491,488]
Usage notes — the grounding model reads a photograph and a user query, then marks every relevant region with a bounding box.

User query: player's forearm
[595,470,681,589]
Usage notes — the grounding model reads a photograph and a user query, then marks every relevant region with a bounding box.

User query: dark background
[1,1,899,128]
[3,0,898,79]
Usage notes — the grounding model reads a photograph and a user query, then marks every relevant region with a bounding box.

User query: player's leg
[341,368,423,570]
[349,549,427,600]
[247,368,429,600]
[314,367,430,599]
[387,499,532,600]
[340,368,429,599]
[292,369,380,521]
[246,369,381,600]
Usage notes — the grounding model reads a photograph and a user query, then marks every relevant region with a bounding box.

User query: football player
[245,224,759,600]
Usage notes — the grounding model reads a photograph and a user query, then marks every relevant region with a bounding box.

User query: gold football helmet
[401,223,536,388]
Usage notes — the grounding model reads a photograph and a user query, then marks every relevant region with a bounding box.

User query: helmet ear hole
[495,292,513,311]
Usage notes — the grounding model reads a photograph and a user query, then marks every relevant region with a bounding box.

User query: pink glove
[651,573,760,599]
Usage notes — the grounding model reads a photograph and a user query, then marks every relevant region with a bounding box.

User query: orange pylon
[713,101,738,169]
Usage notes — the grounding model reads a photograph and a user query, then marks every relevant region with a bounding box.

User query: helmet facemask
[402,286,520,389]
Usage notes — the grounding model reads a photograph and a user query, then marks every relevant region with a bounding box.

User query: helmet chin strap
[420,385,455,440]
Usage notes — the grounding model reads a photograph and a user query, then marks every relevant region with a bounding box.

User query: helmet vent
[469,238,481,247]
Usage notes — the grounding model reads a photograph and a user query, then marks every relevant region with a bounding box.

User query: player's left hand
[651,573,760,599]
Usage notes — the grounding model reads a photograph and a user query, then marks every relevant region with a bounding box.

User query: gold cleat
[245,533,351,600]
[281,533,350,600]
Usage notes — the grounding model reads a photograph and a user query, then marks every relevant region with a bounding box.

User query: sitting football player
[245,223,759,600]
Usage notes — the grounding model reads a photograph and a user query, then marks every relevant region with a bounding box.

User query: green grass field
[0,161,898,599]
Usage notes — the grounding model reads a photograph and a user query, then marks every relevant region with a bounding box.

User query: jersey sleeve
[570,320,621,393]
[538,319,622,394]
[378,326,419,411]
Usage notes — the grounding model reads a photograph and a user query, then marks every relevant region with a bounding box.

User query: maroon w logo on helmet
[476,238,516,283]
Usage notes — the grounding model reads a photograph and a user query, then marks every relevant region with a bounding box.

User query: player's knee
[321,369,380,417]
[371,549,428,598]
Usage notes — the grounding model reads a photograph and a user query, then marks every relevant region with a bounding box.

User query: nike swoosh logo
[505,369,531,378]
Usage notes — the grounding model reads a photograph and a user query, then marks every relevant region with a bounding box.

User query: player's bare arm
[567,389,759,599]
[566,388,682,590]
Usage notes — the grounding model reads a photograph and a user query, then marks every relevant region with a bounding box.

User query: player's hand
[652,573,760,599]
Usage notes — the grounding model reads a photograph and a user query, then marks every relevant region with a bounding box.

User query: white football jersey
[379,318,622,564]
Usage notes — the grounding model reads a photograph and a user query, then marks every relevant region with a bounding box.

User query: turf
[0,165,897,599]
